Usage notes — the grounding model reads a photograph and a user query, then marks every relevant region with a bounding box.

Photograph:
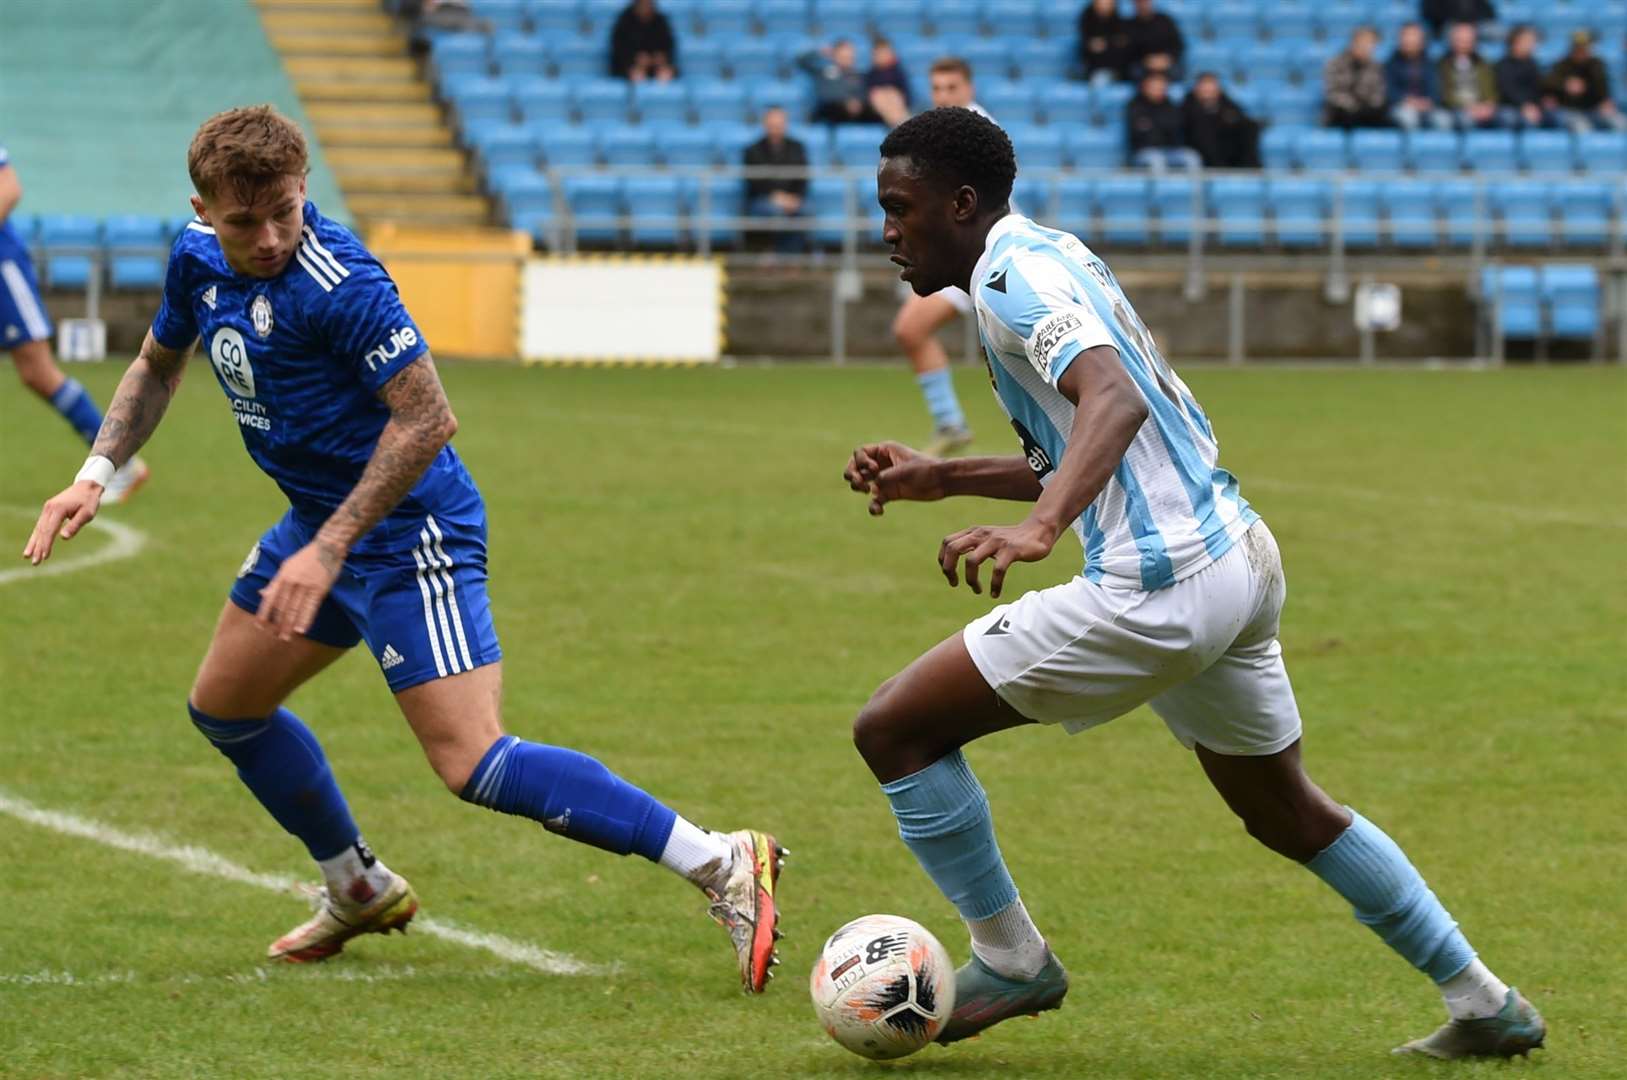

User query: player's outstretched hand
[844,442,945,516]
[256,540,344,643]
[939,518,1058,599]
[22,481,105,566]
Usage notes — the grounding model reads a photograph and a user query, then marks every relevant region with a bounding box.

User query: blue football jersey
[152,201,483,553]
[0,146,26,259]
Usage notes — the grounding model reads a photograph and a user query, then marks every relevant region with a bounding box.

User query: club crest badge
[251,294,274,338]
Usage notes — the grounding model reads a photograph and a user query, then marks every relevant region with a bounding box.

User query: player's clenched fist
[843,442,946,516]
[22,480,104,565]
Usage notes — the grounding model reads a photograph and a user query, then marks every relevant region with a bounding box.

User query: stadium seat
[1380,179,1438,248]
[476,125,539,174]
[600,125,658,167]
[1541,265,1601,340]
[808,176,854,248]
[432,34,491,81]
[1054,177,1093,236]
[1491,180,1552,248]
[1207,177,1266,247]
[1092,83,1135,127]
[538,127,598,167]
[624,176,687,247]
[683,176,741,247]
[749,80,812,119]
[656,127,718,167]
[1405,130,1460,174]
[928,0,983,38]
[1066,128,1124,169]
[1043,83,1093,127]
[980,81,1039,127]
[1268,85,1322,126]
[1461,131,1517,173]
[447,78,512,129]
[1262,3,1316,44]
[1480,265,1541,338]
[500,172,557,244]
[698,0,754,37]
[1096,177,1150,246]
[528,0,582,37]
[493,37,551,80]
[1261,127,1295,170]
[756,0,811,35]
[469,0,526,34]
[1236,44,1291,86]
[1576,131,1627,174]
[563,174,623,245]
[1268,177,1329,248]
[1350,129,1404,173]
[1316,11,1365,44]
[1152,176,1198,246]
[729,39,782,81]
[982,0,1040,38]
[682,40,728,80]
[1206,2,1261,46]
[103,215,168,290]
[633,81,690,125]
[830,125,888,166]
[1020,37,1074,82]
[573,80,631,124]
[1296,129,1348,172]
[1334,179,1381,248]
[960,39,1012,83]
[711,121,763,164]
[787,124,832,166]
[1435,178,1481,247]
[1008,126,1065,170]
[1556,180,1615,247]
[810,0,870,38]
[1518,130,1574,174]
[551,39,605,79]
[1011,177,1052,222]
[36,215,100,290]
[516,80,573,126]
[691,81,750,125]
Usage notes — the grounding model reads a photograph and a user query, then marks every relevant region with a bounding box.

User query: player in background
[842,107,1544,1059]
[889,58,992,457]
[1,145,149,501]
[22,106,785,993]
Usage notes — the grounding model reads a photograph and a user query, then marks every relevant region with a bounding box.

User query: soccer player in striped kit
[23,105,785,992]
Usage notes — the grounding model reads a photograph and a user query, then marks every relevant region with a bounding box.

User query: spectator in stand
[1182,72,1261,168]
[799,39,878,124]
[1386,22,1451,131]
[1324,27,1390,129]
[865,38,912,128]
[1420,0,1496,38]
[1436,22,1498,129]
[1128,71,1198,169]
[1079,0,1134,84]
[743,106,809,254]
[1126,0,1185,81]
[609,0,676,82]
[1494,24,1549,130]
[1544,30,1627,133]
[405,0,489,56]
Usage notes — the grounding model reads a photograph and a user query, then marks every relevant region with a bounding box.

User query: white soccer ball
[809,914,956,1060]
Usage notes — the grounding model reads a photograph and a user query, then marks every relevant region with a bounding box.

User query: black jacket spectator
[1494,52,1543,108]
[743,133,809,202]
[1421,0,1495,36]
[610,0,677,81]
[1182,78,1261,168]
[1079,0,1134,81]
[1126,0,1184,78]
[1128,84,1185,152]
[1546,52,1614,110]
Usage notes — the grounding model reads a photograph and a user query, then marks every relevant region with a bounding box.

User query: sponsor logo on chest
[251,294,274,338]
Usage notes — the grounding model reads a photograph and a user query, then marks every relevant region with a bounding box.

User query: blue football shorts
[0,247,53,348]
[229,508,503,692]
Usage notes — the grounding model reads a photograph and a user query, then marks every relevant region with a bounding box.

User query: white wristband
[75,455,116,489]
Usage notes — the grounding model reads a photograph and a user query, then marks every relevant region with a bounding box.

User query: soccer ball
[809,914,956,1060]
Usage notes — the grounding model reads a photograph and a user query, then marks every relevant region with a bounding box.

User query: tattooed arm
[22,331,192,565]
[254,353,459,640]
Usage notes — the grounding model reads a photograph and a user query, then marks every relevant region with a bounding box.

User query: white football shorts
[964,519,1302,756]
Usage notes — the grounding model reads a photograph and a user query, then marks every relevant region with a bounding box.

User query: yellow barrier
[367,224,530,361]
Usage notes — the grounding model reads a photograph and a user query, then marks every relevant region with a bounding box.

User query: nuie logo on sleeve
[364,327,420,371]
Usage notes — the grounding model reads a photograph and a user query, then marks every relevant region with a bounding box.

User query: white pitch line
[0,506,148,586]
[0,789,606,977]
[1247,477,1627,531]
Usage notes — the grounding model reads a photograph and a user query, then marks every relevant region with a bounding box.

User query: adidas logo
[202,285,217,310]
[379,644,405,670]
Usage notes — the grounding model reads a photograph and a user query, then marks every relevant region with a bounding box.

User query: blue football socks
[917,368,967,431]
[881,751,1018,921]
[49,378,105,445]
[460,735,677,860]
[1307,808,1477,983]
[189,704,360,861]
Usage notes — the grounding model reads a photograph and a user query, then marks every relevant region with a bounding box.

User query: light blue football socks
[1307,808,1477,983]
[49,377,105,445]
[917,367,967,431]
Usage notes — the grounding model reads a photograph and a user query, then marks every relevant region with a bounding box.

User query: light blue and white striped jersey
[971,214,1257,592]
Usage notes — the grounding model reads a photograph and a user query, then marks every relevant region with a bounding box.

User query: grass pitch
[1,359,1624,1079]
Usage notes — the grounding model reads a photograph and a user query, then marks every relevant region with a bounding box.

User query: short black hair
[879,107,1015,211]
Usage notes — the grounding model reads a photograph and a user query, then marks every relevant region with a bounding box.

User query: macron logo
[380,644,405,670]
[363,327,419,371]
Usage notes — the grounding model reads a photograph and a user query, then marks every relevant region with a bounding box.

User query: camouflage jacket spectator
[1436,51,1496,108]
[1324,51,1387,112]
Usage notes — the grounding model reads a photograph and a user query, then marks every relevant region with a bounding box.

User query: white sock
[1440,958,1510,1020]
[966,897,1049,981]
[317,838,394,907]
[658,817,735,891]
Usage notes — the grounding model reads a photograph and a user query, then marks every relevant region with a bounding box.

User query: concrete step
[284,55,417,82]
[317,124,454,148]
[327,146,466,171]
[268,33,407,57]
[307,102,444,127]
[295,79,431,103]
[337,171,480,195]
[261,10,394,34]
[348,193,492,227]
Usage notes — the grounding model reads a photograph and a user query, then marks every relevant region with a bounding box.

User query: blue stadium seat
[1054,177,1094,236]
[448,78,513,128]
[808,177,854,248]
[1008,125,1065,169]
[749,80,812,119]
[1043,82,1093,127]
[1092,83,1134,126]
[870,0,926,39]
[528,0,582,37]
[660,0,701,33]
[633,81,690,125]
[787,125,832,166]
[730,39,782,81]
[1576,131,1627,174]
[469,0,527,34]
[624,176,687,247]
[1279,42,1327,88]
[810,0,870,38]
[1268,177,1329,248]
[1186,43,1235,83]
[538,127,598,167]
[1262,3,1315,43]
[830,124,888,166]
[1335,179,1382,248]
[516,80,573,126]
[1261,127,1296,169]
[1380,179,1438,248]
[756,0,810,35]
[682,39,728,80]
[573,79,631,124]
[1436,178,1481,247]
[1066,127,1124,169]
[698,0,754,37]
[983,0,1040,38]
[36,215,100,290]
[9,212,36,245]
[1236,45,1293,87]
[1316,11,1365,44]
[1461,130,1517,173]
[475,125,539,174]
[601,125,658,166]
[563,174,623,244]
[1208,176,1266,247]
[1351,129,1405,173]
[960,39,1012,83]
[1096,177,1150,246]
[1405,130,1460,174]
[692,80,750,124]
[657,127,718,167]
[493,37,551,79]
[500,172,557,244]
[928,0,983,39]
[1480,265,1541,338]
[103,215,168,290]
[1556,180,1614,247]
[1206,3,1261,47]
[682,176,739,247]
[1491,180,1552,248]
[1152,177,1198,246]
[1541,265,1600,340]
[981,81,1039,127]
[551,39,604,79]
[1269,85,1322,126]
[1011,177,1053,221]
[432,34,491,81]
[711,121,763,164]
[1296,129,1349,172]
[1518,130,1574,174]
[1018,36,1073,82]
[580,0,626,35]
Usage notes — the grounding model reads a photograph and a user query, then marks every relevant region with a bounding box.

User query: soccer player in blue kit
[23,106,785,992]
[841,107,1545,1058]
[0,144,149,501]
